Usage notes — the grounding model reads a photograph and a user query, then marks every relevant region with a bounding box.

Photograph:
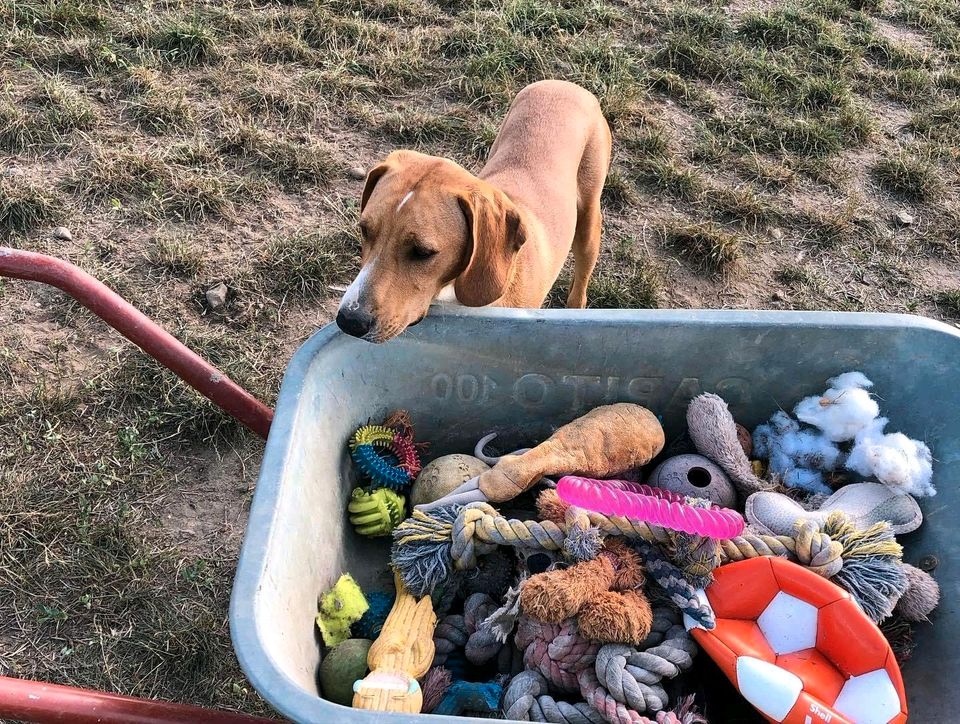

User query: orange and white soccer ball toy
[685,556,907,724]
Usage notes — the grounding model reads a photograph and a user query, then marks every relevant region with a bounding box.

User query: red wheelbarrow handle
[0,247,273,439]
[0,675,282,723]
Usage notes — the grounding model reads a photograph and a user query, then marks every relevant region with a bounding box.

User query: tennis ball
[319,638,372,706]
[411,454,489,507]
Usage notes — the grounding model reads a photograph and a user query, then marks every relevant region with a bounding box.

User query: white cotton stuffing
[751,371,937,498]
[752,411,840,495]
[794,370,880,442]
[846,417,936,497]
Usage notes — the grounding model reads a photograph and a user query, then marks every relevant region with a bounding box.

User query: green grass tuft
[587,254,662,308]
[601,168,639,210]
[0,77,96,151]
[776,264,812,285]
[0,176,58,233]
[259,228,358,298]
[871,153,942,201]
[148,230,205,277]
[935,289,960,318]
[219,123,335,188]
[635,157,703,199]
[128,90,195,134]
[665,221,742,272]
[151,17,218,64]
[4,0,106,36]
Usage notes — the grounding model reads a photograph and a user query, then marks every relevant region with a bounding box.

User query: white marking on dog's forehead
[396,190,414,211]
[339,264,371,312]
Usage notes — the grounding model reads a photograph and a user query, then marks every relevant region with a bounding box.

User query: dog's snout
[336,307,376,339]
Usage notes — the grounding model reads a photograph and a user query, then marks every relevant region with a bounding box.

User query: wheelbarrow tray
[230,308,959,723]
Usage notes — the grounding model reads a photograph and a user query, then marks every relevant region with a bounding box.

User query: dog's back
[480,80,612,308]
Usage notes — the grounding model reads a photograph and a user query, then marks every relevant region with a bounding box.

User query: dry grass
[0,0,959,716]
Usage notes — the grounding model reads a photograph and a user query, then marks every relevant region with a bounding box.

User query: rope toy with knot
[719,523,842,576]
[719,512,907,621]
[582,607,698,723]
[432,613,468,674]
[394,494,710,597]
[822,511,907,622]
[583,646,667,717]
[392,503,566,596]
[503,672,707,724]
[464,592,508,666]
[548,491,719,582]
[633,541,715,630]
[503,671,605,723]
[516,616,600,693]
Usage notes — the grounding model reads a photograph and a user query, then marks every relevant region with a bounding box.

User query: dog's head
[336,150,526,343]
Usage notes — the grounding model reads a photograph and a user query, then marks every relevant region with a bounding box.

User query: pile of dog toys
[317,372,938,723]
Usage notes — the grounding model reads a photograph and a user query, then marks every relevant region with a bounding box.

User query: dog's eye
[410,245,438,260]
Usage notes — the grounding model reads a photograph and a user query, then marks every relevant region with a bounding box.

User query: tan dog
[336,79,612,342]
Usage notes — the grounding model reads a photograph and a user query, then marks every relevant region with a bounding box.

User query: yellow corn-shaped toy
[352,572,436,713]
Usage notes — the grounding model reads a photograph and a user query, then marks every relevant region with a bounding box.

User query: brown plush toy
[415,403,665,512]
[520,539,654,645]
[479,403,665,503]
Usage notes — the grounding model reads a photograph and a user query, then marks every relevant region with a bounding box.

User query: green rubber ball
[319,638,372,706]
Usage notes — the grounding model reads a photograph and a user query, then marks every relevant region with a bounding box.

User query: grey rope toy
[432,613,467,667]
[591,613,698,712]
[503,671,605,723]
[634,541,715,629]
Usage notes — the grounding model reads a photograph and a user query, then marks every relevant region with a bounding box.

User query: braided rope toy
[503,671,605,723]
[392,502,567,596]
[633,541,715,630]
[720,512,907,622]
[587,612,698,717]
[511,609,701,724]
[516,616,600,693]
[557,476,744,539]
[350,424,421,490]
[392,498,712,597]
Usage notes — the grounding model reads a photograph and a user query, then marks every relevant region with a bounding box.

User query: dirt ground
[0,0,958,717]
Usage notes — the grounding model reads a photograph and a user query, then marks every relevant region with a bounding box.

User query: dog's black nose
[336,308,375,338]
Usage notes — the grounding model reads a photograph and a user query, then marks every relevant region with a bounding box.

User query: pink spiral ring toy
[391,432,422,477]
[556,476,744,539]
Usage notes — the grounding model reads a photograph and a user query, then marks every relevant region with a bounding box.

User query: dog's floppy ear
[455,187,526,307]
[360,162,390,212]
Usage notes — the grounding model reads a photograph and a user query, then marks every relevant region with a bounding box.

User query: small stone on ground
[895,210,914,226]
[348,167,367,180]
[206,282,229,309]
[52,226,73,241]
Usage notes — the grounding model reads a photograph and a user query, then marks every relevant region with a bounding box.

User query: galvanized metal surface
[231,308,959,723]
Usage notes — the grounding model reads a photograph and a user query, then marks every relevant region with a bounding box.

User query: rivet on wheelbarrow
[919,555,939,572]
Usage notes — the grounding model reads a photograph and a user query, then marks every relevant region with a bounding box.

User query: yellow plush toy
[352,573,437,713]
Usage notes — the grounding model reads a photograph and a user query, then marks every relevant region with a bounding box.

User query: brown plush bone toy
[418,404,664,511]
[520,539,653,645]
